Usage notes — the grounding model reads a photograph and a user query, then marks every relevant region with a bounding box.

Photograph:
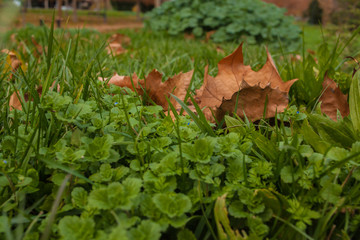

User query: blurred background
[0,0,358,32]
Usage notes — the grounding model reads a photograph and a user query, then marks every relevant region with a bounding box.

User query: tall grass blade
[350,72,360,133]
[170,94,215,137]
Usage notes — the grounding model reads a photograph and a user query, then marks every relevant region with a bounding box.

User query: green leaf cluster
[146,0,301,48]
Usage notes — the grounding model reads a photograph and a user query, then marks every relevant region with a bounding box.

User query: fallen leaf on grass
[195,43,297,122]
[9,82,60,111]
[31,36,44,58]
[1,49,22,74]
[106,33,130,56]
[144,70,194,110]
[319,75,349,121]
[102,70,194,112]
[184,33,195,40]
[100,73,143,93]
[205,30,216,42]
[9,86,43,110]
[108,33,131,45]
[107,43,126,56]
[216,81,290,121]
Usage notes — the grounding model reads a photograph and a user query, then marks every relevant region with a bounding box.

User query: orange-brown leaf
[9,86,43,111]
[216,81,290,121]
[108,33,131,45]
[1,49,22,73]
[144,69,194,110]
[319,75,349,121]
[9,91,23,110]
[106,33,130,56]
[195,43,297,122]
[100,73,143,93]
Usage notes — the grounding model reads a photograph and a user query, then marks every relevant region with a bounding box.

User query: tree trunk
[22,0,27,26]
[136,0,141,21]
[64,0,69,16]
[44,0,49,9]
[72,0,77,22]
[57,0,63,27]
[106,0,112,10]
[27,0,31,9]
[155,0,161,7]
[95,0,100,11]
[103,0,107,23]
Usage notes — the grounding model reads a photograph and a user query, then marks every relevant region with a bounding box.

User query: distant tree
[57,0,62,27]
[136,0,141,21]
[308,0,323,24]
[72,0,78,22]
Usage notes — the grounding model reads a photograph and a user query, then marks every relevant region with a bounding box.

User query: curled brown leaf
[319,75,349,121]
[195,43,297,122]
[142,69,194,110]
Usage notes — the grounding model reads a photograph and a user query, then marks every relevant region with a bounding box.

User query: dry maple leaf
[143,69,194,111]
[101,70,193,112]
[195,43,297,122]
[319,75,349,121]
[216,81,290,121]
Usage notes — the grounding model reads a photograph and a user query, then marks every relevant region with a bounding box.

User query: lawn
[0,10,360,240]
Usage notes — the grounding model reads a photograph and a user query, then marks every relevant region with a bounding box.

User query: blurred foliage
[145,0,301,50]
[307,0,323,25]
[331,0,360,30]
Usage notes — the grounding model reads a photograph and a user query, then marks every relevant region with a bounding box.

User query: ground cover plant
[145,0,301,49]
[0,22,360,240]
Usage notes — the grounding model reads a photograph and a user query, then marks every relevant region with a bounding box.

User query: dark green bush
[307,0,323,25]
[145,0,301,48]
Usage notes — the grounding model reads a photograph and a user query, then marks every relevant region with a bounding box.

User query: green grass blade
[39,158,94,185]
[170,93,215,137]
[350,72,360,133]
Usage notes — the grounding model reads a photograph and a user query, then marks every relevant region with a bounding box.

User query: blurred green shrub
[307,0,323,25]
[331,0,360,30]
[145,0,301,48]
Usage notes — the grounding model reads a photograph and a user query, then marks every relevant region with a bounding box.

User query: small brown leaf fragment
[320,75,349,121]
[9,86,43,111]
[184,33,195,40]
[31,36,43,58]
[9,91,22,110]
[216,46,225,54]
[1,49,22,73]
[107,43,126,56]
[106,33,130,56]
[144,69,194,110]
[100,73,143,93]
[205,30,216,42]
[108,33,131,46]
[195,43,297,122]
[101,70,193,113]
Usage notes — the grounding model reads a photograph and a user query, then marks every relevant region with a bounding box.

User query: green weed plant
[0,22,360,240]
